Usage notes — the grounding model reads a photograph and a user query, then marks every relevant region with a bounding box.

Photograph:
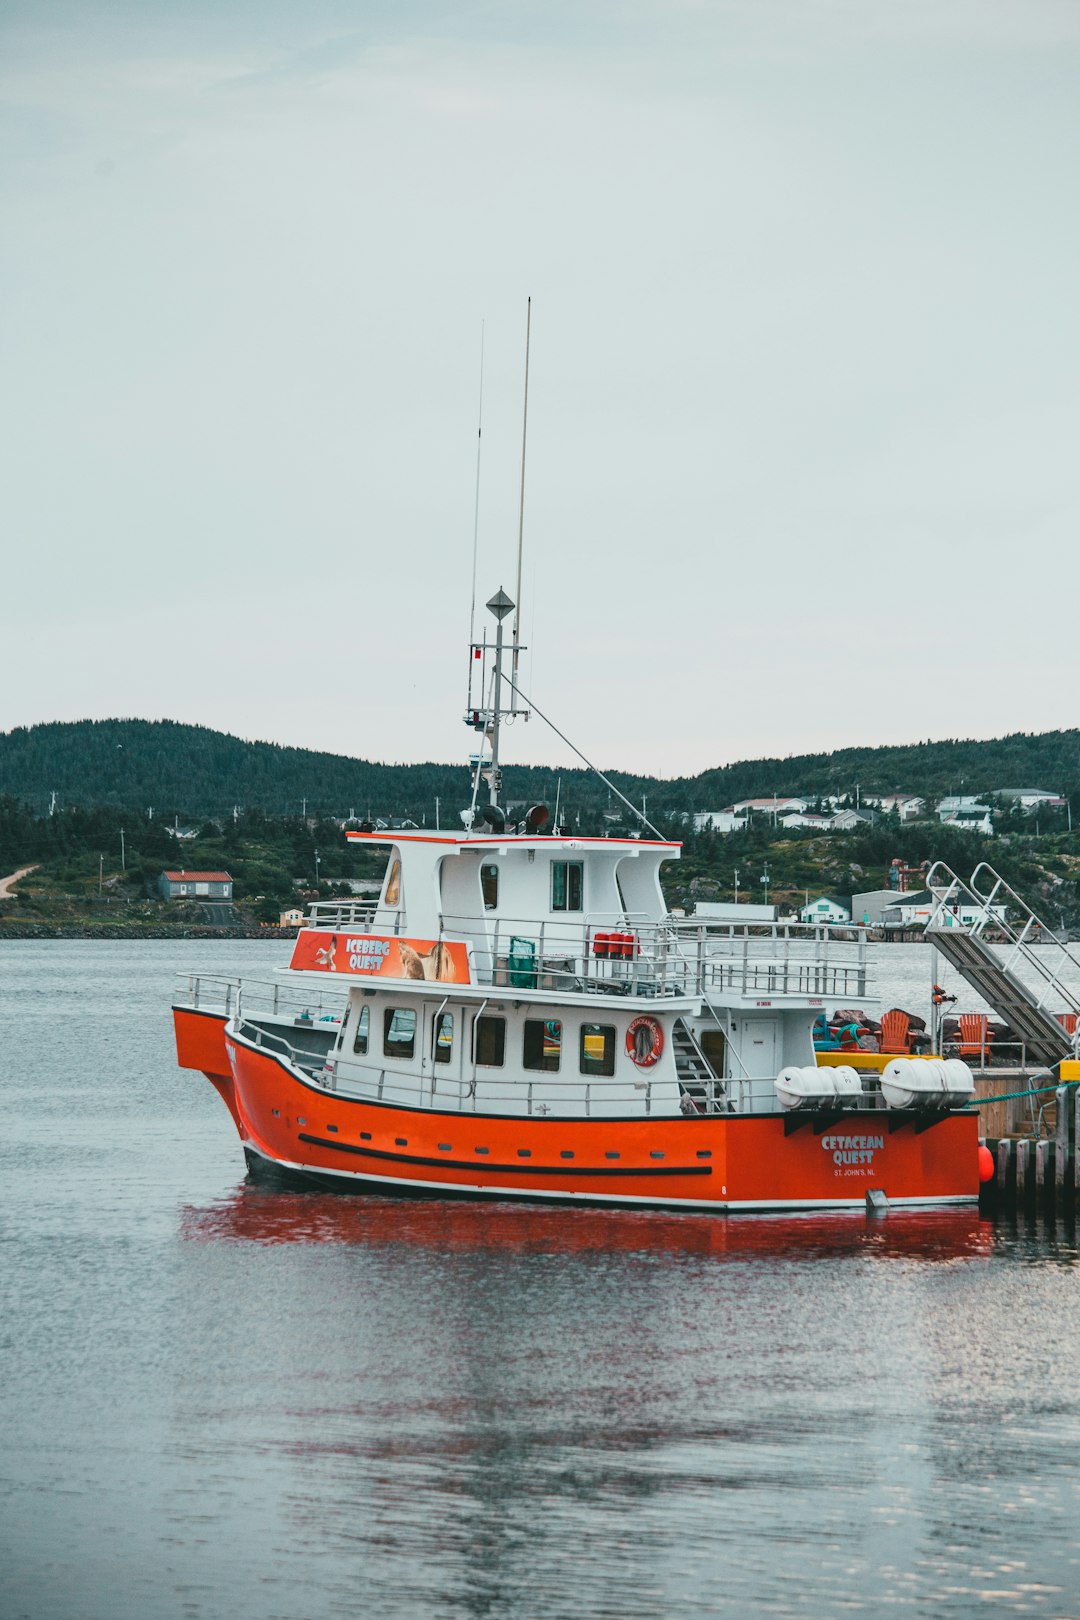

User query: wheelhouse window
[551,860,583,912]
[473,1014,506,1067]
[383,1007,416,1060]
[523,1019,561,1073]
[580,1023,616,1077]
[352,1004,370,1054]
[481,863,499,910]
[433,1011,454,1064]
[384,857,401,908]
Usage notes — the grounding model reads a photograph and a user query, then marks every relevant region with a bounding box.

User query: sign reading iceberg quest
[290,929,471,984]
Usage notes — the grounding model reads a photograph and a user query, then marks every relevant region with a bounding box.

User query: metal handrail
[926,861,1080,1017]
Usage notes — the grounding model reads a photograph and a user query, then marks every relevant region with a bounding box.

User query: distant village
[688,786,1067,932]
[691,786,1069,840]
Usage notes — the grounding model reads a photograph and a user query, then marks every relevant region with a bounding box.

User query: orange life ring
[626,1015,664,1068]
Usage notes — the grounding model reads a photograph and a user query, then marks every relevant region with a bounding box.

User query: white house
[778,812,834,830]
[938,800,995,836]
[692,810,748,834]
[799,895,852,925]
[830,808,879,831]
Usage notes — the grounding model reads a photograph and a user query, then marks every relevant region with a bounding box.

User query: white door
[744,1018,780,1077]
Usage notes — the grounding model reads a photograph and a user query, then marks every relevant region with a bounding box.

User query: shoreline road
[0,864,37,898]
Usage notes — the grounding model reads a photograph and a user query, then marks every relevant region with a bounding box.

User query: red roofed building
[158,870,234,901]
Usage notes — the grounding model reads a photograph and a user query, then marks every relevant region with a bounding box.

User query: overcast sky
[2,0,1078,778]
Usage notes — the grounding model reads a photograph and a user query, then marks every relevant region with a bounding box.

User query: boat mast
[485,588,514,807]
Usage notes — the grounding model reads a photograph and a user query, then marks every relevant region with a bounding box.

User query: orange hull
[174,1010,980,1211]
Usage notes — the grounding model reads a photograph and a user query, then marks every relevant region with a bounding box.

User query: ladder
[672,1018,727,1112]
[924,862,1080,1070]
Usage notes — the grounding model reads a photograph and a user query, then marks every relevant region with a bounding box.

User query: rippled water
[3,940,1080,1619]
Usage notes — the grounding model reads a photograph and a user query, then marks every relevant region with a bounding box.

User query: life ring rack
[626,1015,664,1068]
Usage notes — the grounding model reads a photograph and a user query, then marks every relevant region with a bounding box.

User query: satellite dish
[479,804,507,832]
[525,803,550,833]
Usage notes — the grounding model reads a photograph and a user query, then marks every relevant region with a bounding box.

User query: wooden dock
[981,1061,1080,1214]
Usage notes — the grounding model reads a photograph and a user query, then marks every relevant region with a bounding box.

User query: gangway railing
[924,862,1080,1068]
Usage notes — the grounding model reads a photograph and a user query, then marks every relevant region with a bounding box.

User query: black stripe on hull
[243,1147,712,1209]
[297,1133,712,1178]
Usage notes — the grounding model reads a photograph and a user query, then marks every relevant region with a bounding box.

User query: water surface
[2,941,1079,1619]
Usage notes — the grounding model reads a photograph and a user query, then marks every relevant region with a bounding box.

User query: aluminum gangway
[924,861,1080,1068]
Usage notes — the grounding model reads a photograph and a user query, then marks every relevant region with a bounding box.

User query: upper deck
[297,898,872,1007]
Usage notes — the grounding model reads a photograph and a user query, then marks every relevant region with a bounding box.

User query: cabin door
[424,1000,464,1106]
[744,1018,780,1077]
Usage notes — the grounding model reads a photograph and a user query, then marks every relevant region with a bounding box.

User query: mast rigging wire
[503,672,667,841]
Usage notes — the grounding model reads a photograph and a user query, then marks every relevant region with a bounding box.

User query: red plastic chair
[879,1009,911,1055]
[1056,1012,1079,1036]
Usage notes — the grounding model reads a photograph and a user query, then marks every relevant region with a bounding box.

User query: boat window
[523,1018,561,1073]
[384,857,401,908]
[473,1014,506,1067]
[481,863,499,910]
[383,1007,416,1059]
[580,1023,616,1076]
[352,1004,369,1054]
[551,860,583,912]
[433,1011,454,1064]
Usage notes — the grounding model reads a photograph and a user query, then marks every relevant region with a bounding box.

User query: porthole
[360,1131,372,1141]
[560,1150,574,1160]
[605,1151,620,1160]
[297,1117,306,1127]
[395,1137,408,1146]
[327,1124,338,1133]
[474,1146,490,1155]
[696,1149,712,1159]
[650,1150,665,1160]
[517,1149,532,1158]
[271,1109,280,1118]
[438,1143,452,1152]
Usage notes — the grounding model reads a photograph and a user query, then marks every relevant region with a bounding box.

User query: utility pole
[120,828,126,870]
[761,864,770,907]
[435,796,441,831]
[734,867,740,906]
[98,854,103,894]
[314,848,320,889]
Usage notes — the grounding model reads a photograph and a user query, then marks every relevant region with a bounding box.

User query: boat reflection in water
[180,1178,993,1261]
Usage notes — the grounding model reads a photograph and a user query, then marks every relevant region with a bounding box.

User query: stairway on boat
[673,1018,727,1113]
[925,862,1080,1074]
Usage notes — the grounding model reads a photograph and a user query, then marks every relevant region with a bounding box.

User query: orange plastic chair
[957,1013,989,1062]
[879,1009,911,1055]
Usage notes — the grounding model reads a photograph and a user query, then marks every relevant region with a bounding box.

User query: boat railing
[180,972,346,1022]
[235,1017,336,1077]
[436,913,870,1002]
[304,899,389,931]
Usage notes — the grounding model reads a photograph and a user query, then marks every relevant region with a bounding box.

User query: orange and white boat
[173,590,980,1212]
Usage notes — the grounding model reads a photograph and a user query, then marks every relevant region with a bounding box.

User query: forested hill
[1,717,1079,822]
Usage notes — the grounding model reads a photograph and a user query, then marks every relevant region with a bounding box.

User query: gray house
[158,869,233,901]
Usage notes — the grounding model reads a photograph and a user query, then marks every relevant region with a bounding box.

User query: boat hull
[174,1009,980,1211]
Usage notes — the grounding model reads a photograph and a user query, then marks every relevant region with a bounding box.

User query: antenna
[468,321,485,649]
[511,297,531,709]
